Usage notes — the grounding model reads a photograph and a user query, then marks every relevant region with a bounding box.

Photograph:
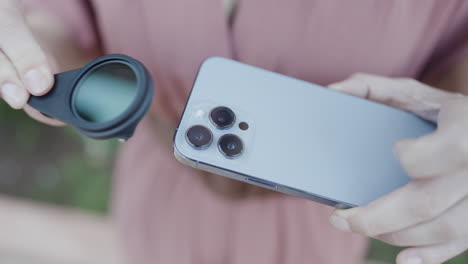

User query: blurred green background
[0,101,466,264]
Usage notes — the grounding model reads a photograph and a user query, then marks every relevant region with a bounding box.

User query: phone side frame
[173,145,355,209]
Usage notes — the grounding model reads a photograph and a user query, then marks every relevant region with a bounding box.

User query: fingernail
[24,66,52,95]
[1,83,27,109]
[329,214,351,232]
[401,256,422,264]
[328,83,344,91]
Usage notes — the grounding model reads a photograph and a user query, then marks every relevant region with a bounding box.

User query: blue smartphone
[173,57,436,208]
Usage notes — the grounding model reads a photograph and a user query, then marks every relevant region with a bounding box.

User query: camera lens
[73,62,138,123]
[186,125,213,149]
[210,106,236,129]
[218,134,243,158]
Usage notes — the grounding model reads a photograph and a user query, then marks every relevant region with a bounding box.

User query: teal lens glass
[73,62,138,123]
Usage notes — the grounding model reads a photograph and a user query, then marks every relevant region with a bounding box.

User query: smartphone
[173,57,436,208]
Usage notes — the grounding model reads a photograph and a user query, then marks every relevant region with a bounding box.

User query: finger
[329,171,468,237]
[437,98,468,129]
[395,130,467,179]
[0,51,29,109]
[23,105,66,127]
[396,237,468,264]
[22,53,65,126]
[378,196,468,247]
[328,73,462,122]
[0,3,54,96]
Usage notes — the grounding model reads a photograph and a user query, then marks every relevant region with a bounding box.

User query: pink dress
[23,1,468,263]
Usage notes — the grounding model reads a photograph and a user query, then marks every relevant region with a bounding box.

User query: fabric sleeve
[421,4,468,80]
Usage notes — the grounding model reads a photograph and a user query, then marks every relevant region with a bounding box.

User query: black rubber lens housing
[186,125,213,149]
[218,134,243,158]
[28,54,154,140]
[210,106,236,129]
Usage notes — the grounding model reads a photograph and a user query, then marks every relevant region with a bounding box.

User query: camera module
[186,125,213,149]
[218,134,243,158]
[210,106,236,129]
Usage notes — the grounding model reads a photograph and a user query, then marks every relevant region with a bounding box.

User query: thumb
[328,73,462,123]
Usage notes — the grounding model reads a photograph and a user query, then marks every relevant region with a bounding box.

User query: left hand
[327,73,468,264]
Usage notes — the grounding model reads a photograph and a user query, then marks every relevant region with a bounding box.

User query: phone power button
[335,203,353,209]
[245,177,278,189]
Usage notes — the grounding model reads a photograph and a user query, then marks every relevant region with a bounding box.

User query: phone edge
[173,145,355,209]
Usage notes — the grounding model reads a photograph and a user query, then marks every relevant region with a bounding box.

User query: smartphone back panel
[174,57,436,207]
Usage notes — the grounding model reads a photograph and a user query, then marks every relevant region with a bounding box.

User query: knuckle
[0,22,45,72]
[381,232,405,246]
[396,77,418,86]
[8,45,46,72]
[396,78,426,95]
[436,218,458,241]
[0,57,15,80]
[350,72,371,80]
[349,215,378,236]
[411,201,436,221]
[408,205,433,223]
[406,186,439,221]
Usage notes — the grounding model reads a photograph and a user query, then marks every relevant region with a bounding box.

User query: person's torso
[93,1,468,263]
[92,0,468,121]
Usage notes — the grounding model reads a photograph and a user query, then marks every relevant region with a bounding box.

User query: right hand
[0,0,63,125]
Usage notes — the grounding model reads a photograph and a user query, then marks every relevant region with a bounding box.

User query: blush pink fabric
[24,1,468,263]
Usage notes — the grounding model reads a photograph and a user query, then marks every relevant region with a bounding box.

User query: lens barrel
[210,106,236,129]
[186,125,213,149]
[218,134,243,158]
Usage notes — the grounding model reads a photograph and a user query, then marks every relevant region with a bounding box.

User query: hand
[0,0,63,125]
[327,73,468,264]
